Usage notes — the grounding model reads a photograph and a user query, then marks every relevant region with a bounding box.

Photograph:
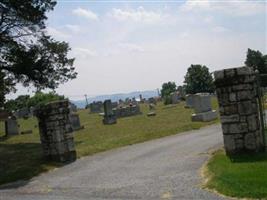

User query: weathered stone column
[35,100,76,162]
[214,66,265,155]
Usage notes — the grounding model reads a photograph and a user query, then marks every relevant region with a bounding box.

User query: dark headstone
[103,100,117,125]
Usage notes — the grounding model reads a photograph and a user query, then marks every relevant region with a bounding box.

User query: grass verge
[0,100,218,185]
[204,150,267,199]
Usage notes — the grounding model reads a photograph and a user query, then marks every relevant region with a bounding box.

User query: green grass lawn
[0,100,218,185]
[205,150,267,199]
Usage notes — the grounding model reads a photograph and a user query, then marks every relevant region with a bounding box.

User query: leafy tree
[4,92,65,111]
[160,82,177,98]
[184,64,214,94]
[27,91,65,107]
[4,95,30,111]
[245,48,267,73]
[0,1,77,107]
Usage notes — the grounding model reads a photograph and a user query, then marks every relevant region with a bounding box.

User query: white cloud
[110,7,163,24]
[46,27,70,39]
[180,0,265,16]
[118,43,144,53]
[73,47,97,58]
[65,24,81,33]
[72,7,98,20]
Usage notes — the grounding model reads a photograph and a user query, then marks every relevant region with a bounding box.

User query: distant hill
[71,90,159,108]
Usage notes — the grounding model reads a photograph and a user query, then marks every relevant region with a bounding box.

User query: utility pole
[157,88,160,97]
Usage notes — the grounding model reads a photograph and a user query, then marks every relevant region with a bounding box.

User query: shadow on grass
[0,143,64,188]
[0,135,8,142]
[229,150,267,163]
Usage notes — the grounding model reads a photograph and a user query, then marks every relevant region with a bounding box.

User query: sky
[7,0,267,100]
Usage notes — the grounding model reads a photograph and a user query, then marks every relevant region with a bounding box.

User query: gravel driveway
[0,124,229,200]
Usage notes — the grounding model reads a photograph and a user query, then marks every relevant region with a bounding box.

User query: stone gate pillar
[214,66,265,155]
[35,100,76,162]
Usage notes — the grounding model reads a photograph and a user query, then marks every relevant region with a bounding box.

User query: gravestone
[69,113,83,131]
[177,86,186,99]
[35,100,76,163]
[103,100,117,125]
[113,104,142,118]
[5,117,19,136]
[147,103,156,117]
[69,102,77,113]
[148,97,157,105]
[111,102,118,109]
[191,93,217,122]
[90,101,103,113]
[29,107,35,116]
[15,107,30,119]
[185,94,194,108]
[139,94,144,103]
[171,91,180,104]
[214,66,265,155]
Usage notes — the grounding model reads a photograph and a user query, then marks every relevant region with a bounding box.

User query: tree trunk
[0,71,6,108]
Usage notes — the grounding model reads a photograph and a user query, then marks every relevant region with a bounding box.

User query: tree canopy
[0,0,77,107]
[5,91,65,111]
[160,81,177,98]
[184,64,214,94]
[245,48,267,73]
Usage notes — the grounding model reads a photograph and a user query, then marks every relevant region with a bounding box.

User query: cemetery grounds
[0,100,218,186]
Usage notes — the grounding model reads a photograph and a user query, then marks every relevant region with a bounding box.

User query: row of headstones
[185,93,217,122]
[89,97,159,114]
[102,100,141,124]
[113,104,142,118]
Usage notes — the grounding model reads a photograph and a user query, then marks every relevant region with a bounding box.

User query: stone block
[237,90,254,101]
[185,94,194,108]
[229,92,236,102]
[223,104,238,115]
[224,68,236,78]
[236,67,253,76]
[244,133,256,150]
[192,94,212,113]
[191,110,217,122]
[232,84,252,91]
[247,115,258,131]
[238,101,254,115]
[223,135,236,153]
[220,114,239,124]
[214,70,224,80]
[222,123,248,134]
